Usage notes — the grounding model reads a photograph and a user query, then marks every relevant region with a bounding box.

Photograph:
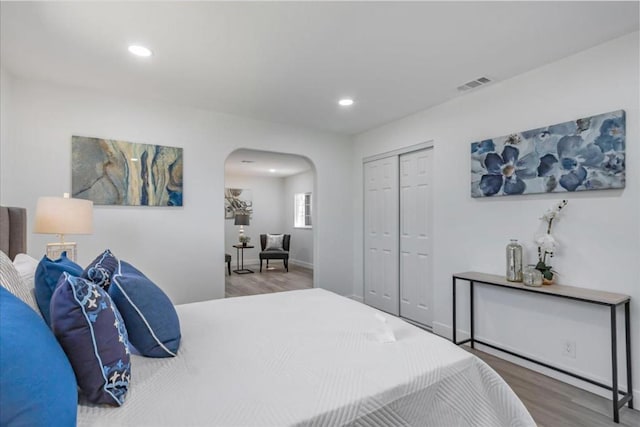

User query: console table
[452,271,633,423]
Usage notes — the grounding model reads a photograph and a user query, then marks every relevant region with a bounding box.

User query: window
[294,192,312,228]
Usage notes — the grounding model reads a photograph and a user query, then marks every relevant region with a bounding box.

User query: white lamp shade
[34,196,93,235]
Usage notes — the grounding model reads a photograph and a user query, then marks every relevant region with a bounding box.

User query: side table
[232,244,254,274]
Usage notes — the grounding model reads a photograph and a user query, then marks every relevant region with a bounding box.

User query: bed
[1,206,535,426]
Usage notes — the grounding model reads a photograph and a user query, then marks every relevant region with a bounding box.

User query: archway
[223,149,316,297]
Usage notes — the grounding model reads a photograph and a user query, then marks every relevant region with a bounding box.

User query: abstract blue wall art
[72,136,183,206]
[471,110,625,197]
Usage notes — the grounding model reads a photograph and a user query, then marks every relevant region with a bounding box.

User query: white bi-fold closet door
[363,156,399,315]
[399,149,433,326]
[364,146,433,326]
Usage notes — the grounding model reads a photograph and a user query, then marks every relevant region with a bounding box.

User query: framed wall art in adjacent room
[224,188,253,219]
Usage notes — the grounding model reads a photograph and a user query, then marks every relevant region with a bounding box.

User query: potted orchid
[535,200,568,284]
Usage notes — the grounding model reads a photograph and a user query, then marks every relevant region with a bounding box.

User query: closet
[363,144,433,327]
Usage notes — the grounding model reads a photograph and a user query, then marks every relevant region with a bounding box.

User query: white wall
[284,170,314,268]
[352,32,639,399]
[0,74,354,304]
[224,175,285,265]
[0,69,13,190]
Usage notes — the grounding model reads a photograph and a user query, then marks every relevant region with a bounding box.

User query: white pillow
[1,251,41,316]
[265,234,284,251]
[13,253,39,290]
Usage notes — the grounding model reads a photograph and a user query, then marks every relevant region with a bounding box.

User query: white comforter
[78,289,535,426]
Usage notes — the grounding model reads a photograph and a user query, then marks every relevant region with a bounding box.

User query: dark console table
[452,271,633,423]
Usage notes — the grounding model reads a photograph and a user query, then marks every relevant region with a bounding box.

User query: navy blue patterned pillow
[111,261,181,358]
[34,251,83,326]
[82,249,119,290]
[50,273,131,406]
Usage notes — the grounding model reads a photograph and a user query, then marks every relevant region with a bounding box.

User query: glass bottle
[506,239,523,282]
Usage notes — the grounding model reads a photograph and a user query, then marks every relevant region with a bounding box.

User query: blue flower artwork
[471,110,625,197]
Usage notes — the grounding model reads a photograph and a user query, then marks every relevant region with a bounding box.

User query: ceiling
[1,2,638,135]
[225,149,312,178]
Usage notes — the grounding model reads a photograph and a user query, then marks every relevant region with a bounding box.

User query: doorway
[224,149,315,297]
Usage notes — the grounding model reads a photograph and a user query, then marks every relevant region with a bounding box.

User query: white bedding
[78,289,535,426]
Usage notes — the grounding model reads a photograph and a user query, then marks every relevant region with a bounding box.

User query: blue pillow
[0,286,78,426]
[82,249,119,290]
[110,261,181,358]
[50,273,131,406]
[35,251,83,325]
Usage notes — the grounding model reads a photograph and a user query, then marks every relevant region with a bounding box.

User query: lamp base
[46,242,77,262]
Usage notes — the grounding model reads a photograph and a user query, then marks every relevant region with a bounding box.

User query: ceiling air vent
[457,76,492,92]
[241,160,255,163]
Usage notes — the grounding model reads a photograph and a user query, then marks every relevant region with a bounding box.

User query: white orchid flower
[540,210,556,222]
[535,234,558,252]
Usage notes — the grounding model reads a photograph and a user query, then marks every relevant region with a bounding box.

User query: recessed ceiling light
[338,98,354,107]
[128,45,153,57]
[269,169,277,173]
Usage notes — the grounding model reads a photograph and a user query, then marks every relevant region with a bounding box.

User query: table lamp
[34,193,93,262]
[234,212,250,241]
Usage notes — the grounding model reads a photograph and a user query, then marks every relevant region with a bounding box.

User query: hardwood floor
[225,262,313,297]
[469,348,639,427]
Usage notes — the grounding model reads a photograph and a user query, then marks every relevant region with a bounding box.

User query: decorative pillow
[110,261,181,358]
[0,287,78,426]
[1,250,40,315]
[51,273,131,406]
[35,251,83,325]
[265,234,284,251]
[82,249,119,290]
[13,253,39,289]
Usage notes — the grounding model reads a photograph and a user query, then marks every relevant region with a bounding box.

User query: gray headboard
[0,206,27,260]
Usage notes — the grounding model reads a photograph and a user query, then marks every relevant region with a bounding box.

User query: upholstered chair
[225,254,231,276]
[259,234,290,272]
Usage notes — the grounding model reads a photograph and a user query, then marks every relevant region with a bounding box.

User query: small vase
[523,265,543,287]
[242,242,247,247]
[542,277,554,286]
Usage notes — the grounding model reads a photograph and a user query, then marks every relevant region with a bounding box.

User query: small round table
[232,244,254,274]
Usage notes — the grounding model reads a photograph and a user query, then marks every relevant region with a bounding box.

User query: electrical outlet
[562,340,576,359]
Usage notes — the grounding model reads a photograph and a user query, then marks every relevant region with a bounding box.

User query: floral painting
[471,110,625,197]
[224,188,253,219]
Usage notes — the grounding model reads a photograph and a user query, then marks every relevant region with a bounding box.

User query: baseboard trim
[349,295,364,303]
[289,259,313,269]
[230,257,259,266]
[402,317,433,333]
[432,321,639,403]
[230,258,312,270]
